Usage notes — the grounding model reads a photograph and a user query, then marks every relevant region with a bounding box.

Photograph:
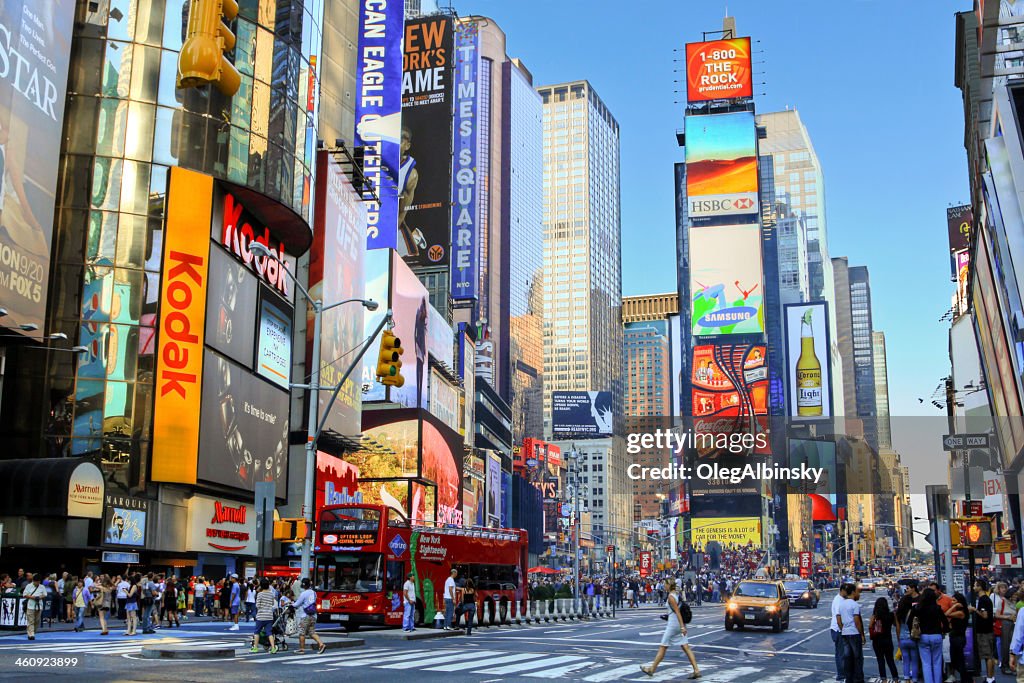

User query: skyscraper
[849,266,878,450]
[506,58,545,443]
[873,331,892,451]
[538,81,623,433]
[832,257,857,421]
[623,294,679,520]
[539,80,626,554]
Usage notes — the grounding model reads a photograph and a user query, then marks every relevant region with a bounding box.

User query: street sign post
[942,434,990,450]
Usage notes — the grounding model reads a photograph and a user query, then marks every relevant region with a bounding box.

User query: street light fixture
[249,239,386,580]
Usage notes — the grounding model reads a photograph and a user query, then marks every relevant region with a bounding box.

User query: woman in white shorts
[640,577,701,679]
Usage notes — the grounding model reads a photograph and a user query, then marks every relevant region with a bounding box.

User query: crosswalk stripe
[524,660,598,678]
[245,649,401,665]
[477,654,586,675]
[423,652,547,671]
[623,665,695,681]
[668,666,761,682]
[751,673,818,683]
[284,648,431,666]
[376,649,504,670]
[582,664,654,682]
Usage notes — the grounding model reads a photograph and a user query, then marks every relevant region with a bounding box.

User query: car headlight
[765,605,777,612]
[802,592,810,598]
[727,601,738,611]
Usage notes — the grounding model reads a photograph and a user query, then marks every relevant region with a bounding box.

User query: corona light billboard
[690,224,764,335]
[685,38,754,102]
[783,302,833,420]
[685,111,759,220]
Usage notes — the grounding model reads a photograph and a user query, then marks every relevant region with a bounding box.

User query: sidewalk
[0,611,229,638]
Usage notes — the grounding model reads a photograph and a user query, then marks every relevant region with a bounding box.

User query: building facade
[539,80,625,553]
[849,266,878,450]
[872,331,892,451]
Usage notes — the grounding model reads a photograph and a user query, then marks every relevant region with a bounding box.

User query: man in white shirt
[22,575,47,641]
[116,576,129,621]
[443,569,457,630]
[193,578,207,617]
[835,584,864,683]
[403,572,417,632]
[830,584,849,681]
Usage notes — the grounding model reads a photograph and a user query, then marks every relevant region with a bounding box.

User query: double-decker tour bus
[312,503,528,630]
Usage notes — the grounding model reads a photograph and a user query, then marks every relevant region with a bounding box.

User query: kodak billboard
[151,168,212,484]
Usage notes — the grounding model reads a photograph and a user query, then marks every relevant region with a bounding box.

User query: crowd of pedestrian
[0,568,327,655]
[831,574,1024,683]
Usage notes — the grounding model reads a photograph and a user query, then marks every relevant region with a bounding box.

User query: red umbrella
[528,566,560,575]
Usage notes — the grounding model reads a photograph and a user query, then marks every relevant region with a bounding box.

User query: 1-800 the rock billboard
[0,1,75,331]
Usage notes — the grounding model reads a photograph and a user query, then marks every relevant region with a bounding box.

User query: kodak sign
[152,168,212,484]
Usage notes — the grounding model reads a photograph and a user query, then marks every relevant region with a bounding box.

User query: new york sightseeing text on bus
[312,503,528,630]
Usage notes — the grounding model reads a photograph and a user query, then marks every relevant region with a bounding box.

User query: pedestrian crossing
[239,645,841,681]
[0,638,846,681]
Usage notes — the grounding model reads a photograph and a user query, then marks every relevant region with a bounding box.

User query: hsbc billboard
[685,111,759,221]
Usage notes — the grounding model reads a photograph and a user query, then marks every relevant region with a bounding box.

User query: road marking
[375,650,504,670]
[778,626,833,653]
[624,665,700,681]
[424,653,548,671]
[582,663,654,681]
[287,648,432,666]
[525,659,599,678]
[477,654,586,675]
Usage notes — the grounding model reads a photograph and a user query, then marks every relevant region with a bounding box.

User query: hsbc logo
[689,193,758,217]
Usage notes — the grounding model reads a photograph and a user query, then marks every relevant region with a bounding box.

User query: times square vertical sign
[450,21,481,301]
[355,0,402,250]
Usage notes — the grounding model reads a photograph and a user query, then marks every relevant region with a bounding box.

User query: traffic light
[273,518,310,542]
[951,517,993,547]
[177,0,242,96]
[375,330,405,387]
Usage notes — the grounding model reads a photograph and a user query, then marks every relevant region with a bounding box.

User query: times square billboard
[685,111,759,221]
[685,38,754,103]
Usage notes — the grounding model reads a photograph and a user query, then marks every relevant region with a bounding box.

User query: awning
[0,458,105,519]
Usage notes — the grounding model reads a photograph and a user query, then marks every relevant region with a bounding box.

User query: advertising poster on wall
[783,302,833,420]
[0,0,75,333]
[427,304,455,368]
[354,0,403,250]
[955,250,970,317]
[685,38,753,102]
[400,15,453,266]
[207,246,258,367]
[463,452,484,527]
[552,391,614,438]
[389,252,430,408]
[311,150,366,436]
[947,204,972,254]
[197,350,290,497]
[428,367,460,433]
[152,168,213,484]
[691,344,769,457]
[690,517,761,548]
[256,294,292,390]
[788,438,837,521]
[103,496,149,547]
[486,451,501,527]
[315,451,361,512]
[450,21,481,300]
[690,224,763,335]
[685,112,759,220]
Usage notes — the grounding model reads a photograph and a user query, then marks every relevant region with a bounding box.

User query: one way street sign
[942,433,990,451]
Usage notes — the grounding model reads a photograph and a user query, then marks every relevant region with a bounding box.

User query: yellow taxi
[724,580,790,632]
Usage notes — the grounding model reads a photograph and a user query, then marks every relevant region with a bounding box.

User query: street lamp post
[249,241,384,580]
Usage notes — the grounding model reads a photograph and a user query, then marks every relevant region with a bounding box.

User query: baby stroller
[256,606,293,651]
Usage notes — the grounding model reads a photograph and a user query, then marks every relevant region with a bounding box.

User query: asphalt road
[0,590,1009,682]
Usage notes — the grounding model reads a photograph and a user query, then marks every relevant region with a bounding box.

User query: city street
[0,593,924,683]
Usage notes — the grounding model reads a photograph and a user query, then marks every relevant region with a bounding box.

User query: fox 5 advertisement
[399,15,454,266]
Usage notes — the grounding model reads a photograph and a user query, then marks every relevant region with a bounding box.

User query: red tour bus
[313,503,528,630]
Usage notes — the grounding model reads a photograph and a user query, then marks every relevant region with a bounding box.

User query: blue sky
[454,0,969,420]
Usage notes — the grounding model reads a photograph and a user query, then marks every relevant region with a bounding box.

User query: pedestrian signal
[375,330,405,387]
[177,0,242,96]
[951,517,992,547]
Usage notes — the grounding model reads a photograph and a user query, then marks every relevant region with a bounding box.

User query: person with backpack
[895,582,920,683]
[946,591,970,683]
[914,587,949,683]
[140,573,157,634]
[640,578,701,679]
[292,578,326,654]
[868,597,898,683]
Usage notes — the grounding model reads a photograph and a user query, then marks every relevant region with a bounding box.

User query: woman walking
[249,579,279,653]
[868,597,898,682]
[63,575,76,623]
[95,575,113,635]
[914,587,949,683]
[124,574,140,636]
[164,577,180,628]
[71,578,91,632]
[640,578,701,680]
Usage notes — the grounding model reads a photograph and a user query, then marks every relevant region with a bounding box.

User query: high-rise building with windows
[622,293,678,521]
[538,80,623,432]
[849,266,878,450]
[538,80,626,555]
[873,331,892,451]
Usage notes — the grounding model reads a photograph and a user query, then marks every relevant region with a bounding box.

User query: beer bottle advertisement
[785,302,832,419]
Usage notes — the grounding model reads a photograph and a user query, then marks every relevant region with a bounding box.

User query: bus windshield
[316,552,384,593]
